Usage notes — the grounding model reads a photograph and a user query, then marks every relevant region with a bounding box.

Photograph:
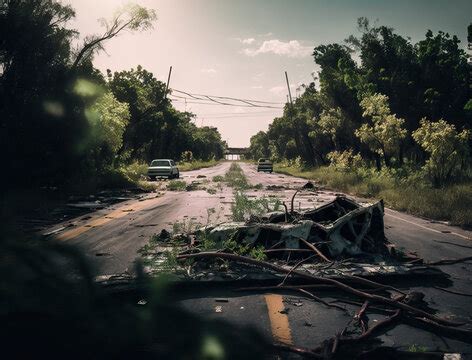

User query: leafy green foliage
[275,163,472,227]
[167,180,187,191]
[180,150,194,162]
[412,118,470,187]
[327,150,363,172]
[356,93,407,167]
[249,18,471,183]
[231,191,281,222]
[0,0,226,192]
[224,163,251,190]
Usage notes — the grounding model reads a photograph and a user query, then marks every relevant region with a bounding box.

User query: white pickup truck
[147,159,180,180]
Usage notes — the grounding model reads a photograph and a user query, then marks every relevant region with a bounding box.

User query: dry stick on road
[264,248,313,254]
[296,288,349,313]
[236,284,382,293]
[433,286,472,297]
[353,300,370,333]
[403,316,472,344]
[273,344,323,359]
[277,310,403,358]
[342,274,406,295]
[298,237,330,262]
[278,254,317,286]
[176,252,466,326]
[426,255,472,266]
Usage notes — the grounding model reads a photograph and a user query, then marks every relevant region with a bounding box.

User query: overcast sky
[67,0,472,147]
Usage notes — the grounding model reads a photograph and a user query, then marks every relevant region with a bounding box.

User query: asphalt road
[45,161,472,354]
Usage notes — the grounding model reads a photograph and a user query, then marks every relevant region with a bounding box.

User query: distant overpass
[225,147,249,160]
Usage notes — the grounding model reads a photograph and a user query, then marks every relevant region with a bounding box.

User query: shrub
[180,150,194,163]
[327,149,363,172]
[412,118,470,187]
[167,180,187,191]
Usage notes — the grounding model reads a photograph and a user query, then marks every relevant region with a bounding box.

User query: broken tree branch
[426,256,472,266]
[296,288,349,313]
[176,252,465,326]
[433,286,472,297]
[298,237,330,262]
[278,254,317,286]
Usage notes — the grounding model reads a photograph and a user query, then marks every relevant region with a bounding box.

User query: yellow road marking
[264,294,293,345]
[385,209,471,241]
[56,197,158,241]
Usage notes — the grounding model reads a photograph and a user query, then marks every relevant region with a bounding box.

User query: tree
[355,93,407,167]
[248,131,270,160]
[85,92,130,170]
[416,30,470,126]
[108,66,168,160]
[72,4,156,69]
[412,119,470,187]
[0,0,88,187]
[318,107,345,150]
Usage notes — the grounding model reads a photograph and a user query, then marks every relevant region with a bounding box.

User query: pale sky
[67,0,472,147]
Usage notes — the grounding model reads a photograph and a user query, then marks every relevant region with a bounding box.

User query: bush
[180,150,194,163]
[274,163,472,227]
[167,180,187,191]
[327,149,364,172]
[412,118,470,187]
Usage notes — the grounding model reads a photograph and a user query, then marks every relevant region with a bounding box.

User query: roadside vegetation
[275,163,472,227]
[1,1,226,196]
[248,18,472,227]
[178,159,221,171]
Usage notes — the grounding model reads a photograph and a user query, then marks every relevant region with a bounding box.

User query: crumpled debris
[198,196,386,259]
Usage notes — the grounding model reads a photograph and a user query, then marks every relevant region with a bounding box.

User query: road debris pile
[141,190,433,279]
[131,185,472,358]
[199,196,388,262]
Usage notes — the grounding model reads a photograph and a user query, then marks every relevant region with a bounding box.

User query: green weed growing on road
[206,187,217,195]
[231,191,282,221]
[212,175,224,182]
[167,180,187,191]
[224,163,251,190]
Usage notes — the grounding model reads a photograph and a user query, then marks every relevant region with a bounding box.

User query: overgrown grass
[275,164,472,227]
[167,180,187,191]
[178,159,220,171]
[224,163,251,190]
[231,191,282,221]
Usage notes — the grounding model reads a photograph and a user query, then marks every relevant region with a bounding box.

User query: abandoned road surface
[46,161,472,353]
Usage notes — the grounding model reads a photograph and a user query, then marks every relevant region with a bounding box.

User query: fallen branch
[298,238,330,262]
[278,254,316,286]
[404,316,472,344]
[433,286,472,297]
[426,256,472,266]
[342,309,401,342]
[236,284,381,294]
[264,248,312,254]
[296,288,349,313]
[273,343,322,359]
[177,252,465,326]
[342,274,406,295]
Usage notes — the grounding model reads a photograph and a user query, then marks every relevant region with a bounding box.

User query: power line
[169,96,283,109]
[170,89,284,109]
[193,113,278,119]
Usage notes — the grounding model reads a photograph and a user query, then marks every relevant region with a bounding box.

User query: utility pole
[164,66,172,99]
[285,71,293,105]
[285,70,317,166]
